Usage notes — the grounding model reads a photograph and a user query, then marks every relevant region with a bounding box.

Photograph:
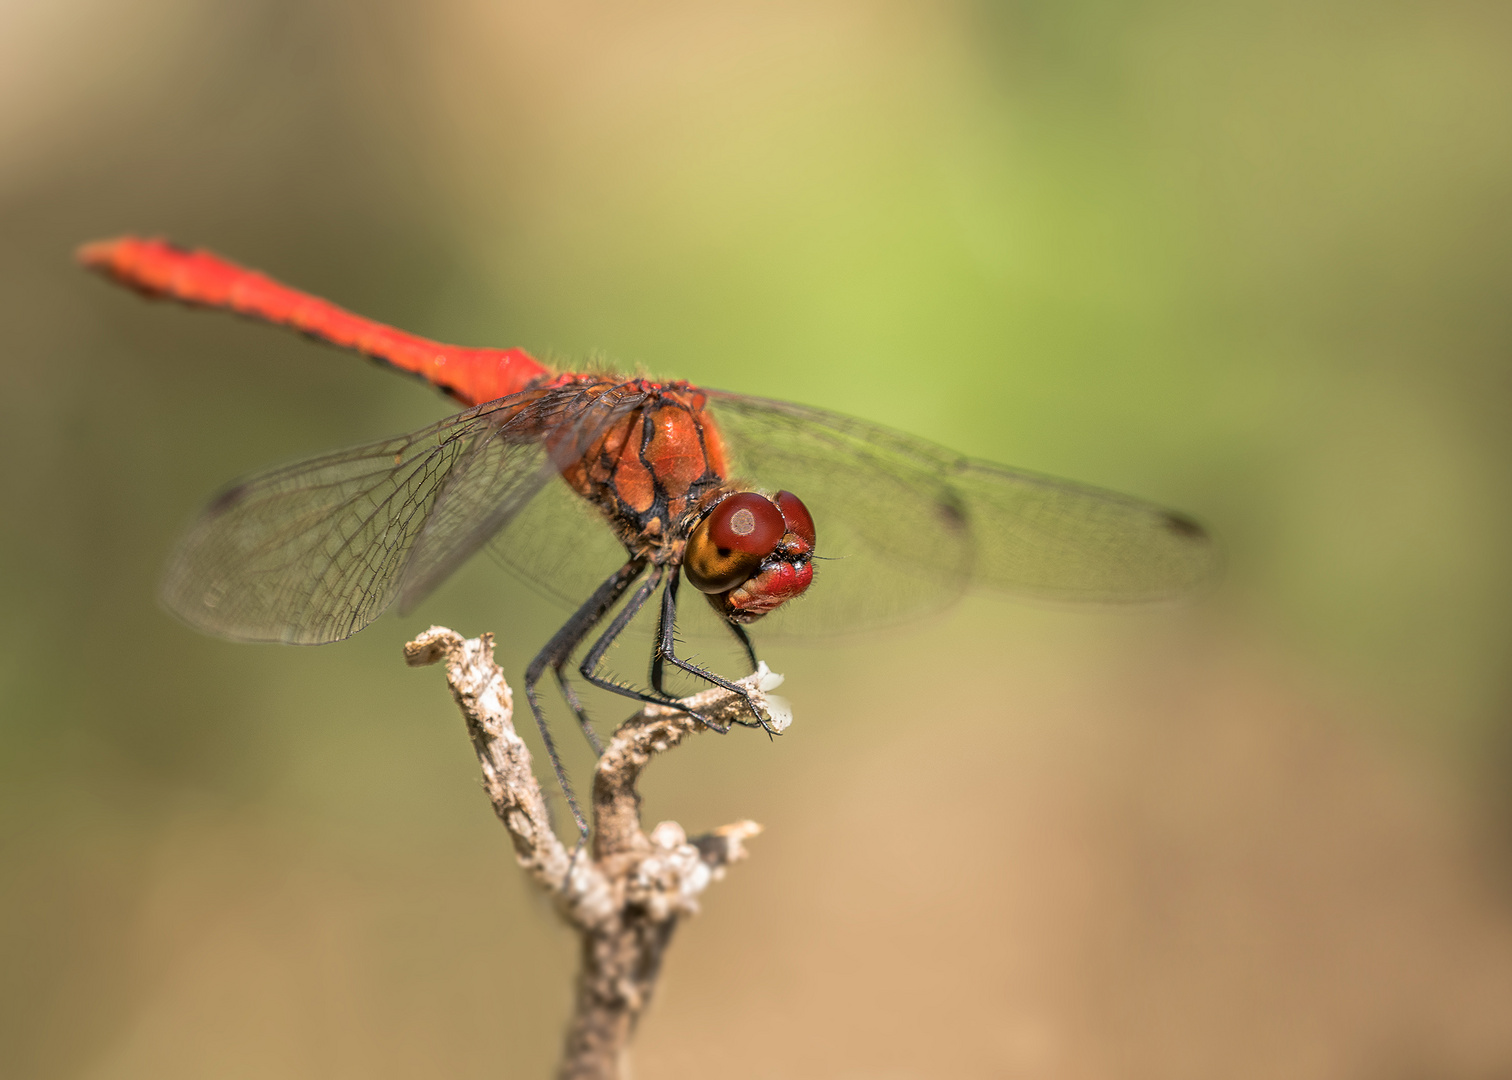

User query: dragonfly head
[683,489,815,624]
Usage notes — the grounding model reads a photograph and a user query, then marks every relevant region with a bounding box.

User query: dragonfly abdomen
[77,235,551,407]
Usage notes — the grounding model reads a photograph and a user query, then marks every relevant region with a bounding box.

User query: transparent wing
[484,476,629,609]
[394,383,650,612]
[161,385,640,644]
[950,459,1218,600]
[705,391,1218,634]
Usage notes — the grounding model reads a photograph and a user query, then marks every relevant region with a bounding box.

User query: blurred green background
[4,1,1512,1077]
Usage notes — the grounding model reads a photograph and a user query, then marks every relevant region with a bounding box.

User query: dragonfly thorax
[551,379,732,560]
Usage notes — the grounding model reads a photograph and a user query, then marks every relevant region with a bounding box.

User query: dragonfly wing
[397,383,651,612]
[484,477,628,609]
[388,431,555,616]
[705,391,1217,633]
[706,392,976,633]
[161,387,630,644]
[951,459,1219,601]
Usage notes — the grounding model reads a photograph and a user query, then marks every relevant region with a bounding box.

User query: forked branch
[404,626,774,1080]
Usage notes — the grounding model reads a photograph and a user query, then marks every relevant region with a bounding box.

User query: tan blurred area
[3,1,1512,1078]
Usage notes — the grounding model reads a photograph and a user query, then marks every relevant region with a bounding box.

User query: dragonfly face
[683,489,816,624]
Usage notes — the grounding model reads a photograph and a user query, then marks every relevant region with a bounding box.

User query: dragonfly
[81,236,1218,833]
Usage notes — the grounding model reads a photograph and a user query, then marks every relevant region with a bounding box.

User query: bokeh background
[4,1,1512,1077]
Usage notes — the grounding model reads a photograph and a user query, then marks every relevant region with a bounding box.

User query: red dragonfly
[81,236,1216,829]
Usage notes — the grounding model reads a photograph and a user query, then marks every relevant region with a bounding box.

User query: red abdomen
[78,236,551,406]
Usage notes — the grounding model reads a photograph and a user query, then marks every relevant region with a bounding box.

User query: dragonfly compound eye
[683,492,785,594]
[774,490,815,546]
[708,491,786,552]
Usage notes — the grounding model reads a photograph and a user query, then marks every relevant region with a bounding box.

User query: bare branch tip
[406,624,771,1076]
[403,625,465,667]
[692,820,763,870]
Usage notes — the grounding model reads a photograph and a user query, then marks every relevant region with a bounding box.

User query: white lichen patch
[751,662,784,692]
[627,821,715,919]
[746,663,793,732]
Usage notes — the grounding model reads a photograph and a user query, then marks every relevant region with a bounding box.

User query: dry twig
[403,626,778,1080]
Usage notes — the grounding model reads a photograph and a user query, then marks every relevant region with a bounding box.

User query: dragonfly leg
[552,558,665,754]
[577,567,733,732]
[653,572,770,732]
[525,558,648,840]
[725,618,760,673]
[552,672,602,757]
[650,587,670,697]
[649,574,758,697]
